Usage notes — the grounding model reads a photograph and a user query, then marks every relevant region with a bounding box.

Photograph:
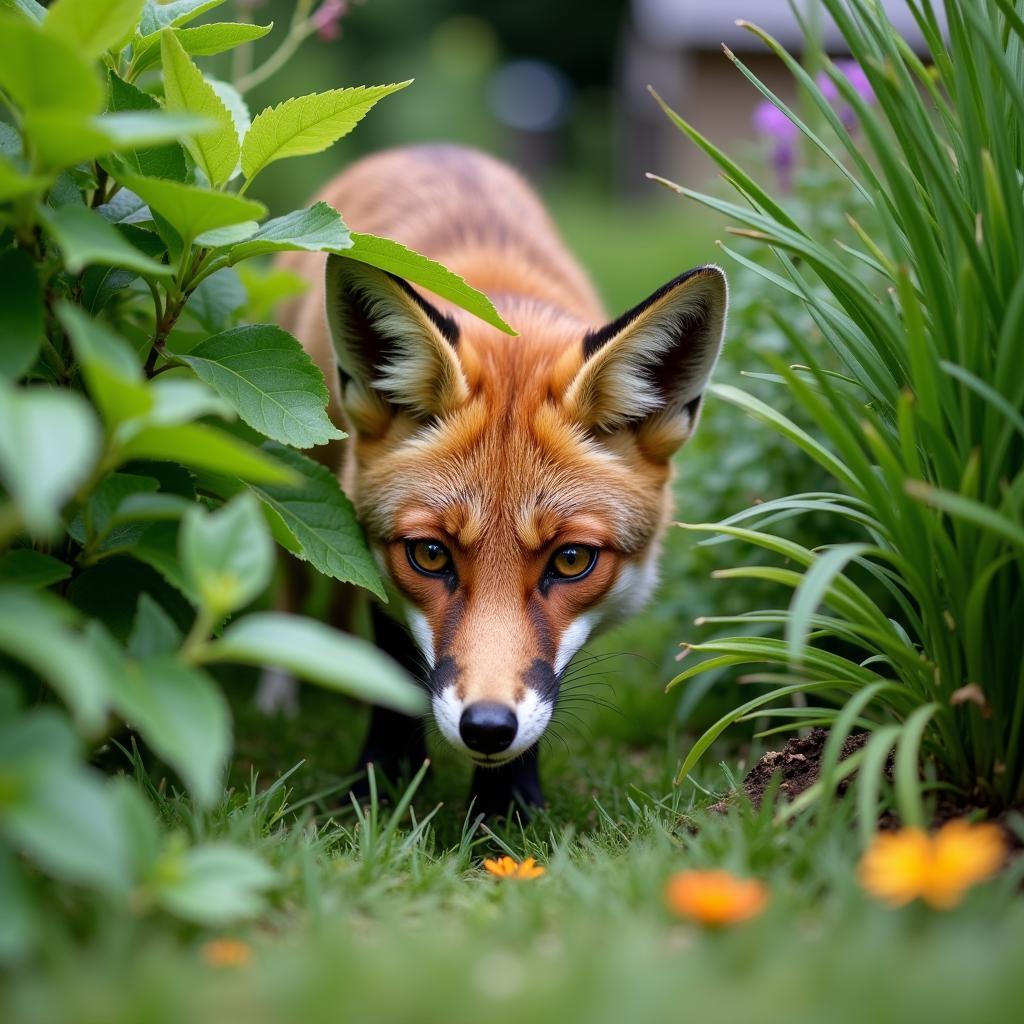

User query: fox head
[325,255,727,766]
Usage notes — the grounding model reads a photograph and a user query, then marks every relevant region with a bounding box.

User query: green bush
[0,0,515,960]
[658,0,1024,827]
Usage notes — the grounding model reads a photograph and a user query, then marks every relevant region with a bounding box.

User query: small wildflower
[859,819,1006,910]
[752,100,797,191]
[312,0,349,42]
[483,855,546,880]
[202,938,252,968]
[664,869,769,927]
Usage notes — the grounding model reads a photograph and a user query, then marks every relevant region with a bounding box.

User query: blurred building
[620,0,947,191]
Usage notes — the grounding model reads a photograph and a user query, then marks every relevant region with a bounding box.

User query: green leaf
[146,378,234,426]
[0,248,43,380]
[118,422,296,485]
[128,522,197,603]
[107,72,189,182]
[237,264,307,321]
[44,0,144,57]
[56,304,153,427]
[131,21,273,77]
[111,170,266,246]
[201,612,426,715]
[182,266,246,332]
[178,325,345,449]
[337,233,516,335]
[180,493,274,617]
[227,201,352,264]
[23,110,208,169]
[154,842,275,926]
[127,593,181,659]
[0,589,110,731]
[246,443,387,600]
[240,82,411,184]
[108,657,229,806]
[0,550,71,589]
[0,381,101,536]
[138,0,226,34]
[160,29,238,186]
[0,15,102,114]
[67,472,159,550]
[39,204,171,277]
[0,0,45,23]
[0,155,48,201]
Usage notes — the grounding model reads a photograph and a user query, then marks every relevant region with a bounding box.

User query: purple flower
[753,100,797,190]
[312,0,349,41]
[816,60,875,132]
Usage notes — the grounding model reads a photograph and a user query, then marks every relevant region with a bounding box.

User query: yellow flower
[202,938,252,968]
[859,819,1006,910]
[664,869,769,927]
[483,855,546,880]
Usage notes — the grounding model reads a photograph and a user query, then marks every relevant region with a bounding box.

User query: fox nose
[459,702,517,755]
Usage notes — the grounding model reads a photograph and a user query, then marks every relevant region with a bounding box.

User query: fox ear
[325,254,469,433]
[564,266,727,460]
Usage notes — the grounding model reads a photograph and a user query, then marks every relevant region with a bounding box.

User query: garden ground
[4,674,1023,1024]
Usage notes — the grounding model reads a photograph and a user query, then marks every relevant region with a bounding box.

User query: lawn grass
[4,677,1023,1024]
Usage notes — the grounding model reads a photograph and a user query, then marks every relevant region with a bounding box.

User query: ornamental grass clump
[655,0,1024,827]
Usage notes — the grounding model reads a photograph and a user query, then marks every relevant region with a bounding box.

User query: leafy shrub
[0,0,511,959]
[657,0,1024,827]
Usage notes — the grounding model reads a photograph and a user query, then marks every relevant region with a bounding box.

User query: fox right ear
[325,254,469,435]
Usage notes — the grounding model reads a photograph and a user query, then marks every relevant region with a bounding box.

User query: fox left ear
[564,266,727,460]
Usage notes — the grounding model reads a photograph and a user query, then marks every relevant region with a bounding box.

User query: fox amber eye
[407,539,452,576]
[549,544,597,580]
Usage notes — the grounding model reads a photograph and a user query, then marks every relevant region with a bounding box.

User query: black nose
[459,702,517,755]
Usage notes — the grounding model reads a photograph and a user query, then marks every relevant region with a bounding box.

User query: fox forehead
[353,391,670,555]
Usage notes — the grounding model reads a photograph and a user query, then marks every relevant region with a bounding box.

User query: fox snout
[430,657,556,766]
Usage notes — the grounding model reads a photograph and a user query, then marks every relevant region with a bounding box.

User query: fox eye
[548,544,598,581]
[407,539,452,576]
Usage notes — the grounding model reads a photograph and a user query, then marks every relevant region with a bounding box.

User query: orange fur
[280,144,726,760]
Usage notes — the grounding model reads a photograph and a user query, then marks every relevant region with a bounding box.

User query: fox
[272,143,727,816]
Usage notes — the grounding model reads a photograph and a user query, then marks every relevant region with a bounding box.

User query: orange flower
[664,869,768,927]
[202,938,252,968]
[483,855,546,880]
[859,819,1006,909]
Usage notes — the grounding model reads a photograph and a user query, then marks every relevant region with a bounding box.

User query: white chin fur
[431,685,552,766]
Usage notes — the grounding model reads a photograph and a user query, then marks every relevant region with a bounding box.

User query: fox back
[280,144,727,766]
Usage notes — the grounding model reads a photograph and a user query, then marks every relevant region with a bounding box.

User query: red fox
[275,144,727,815]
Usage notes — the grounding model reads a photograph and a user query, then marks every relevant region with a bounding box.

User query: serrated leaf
[161,29,238,186]
[138,0,225,34]
[338,233,516,335]
[111,170,266,245]
[180,493,273,617]
[241,82,411,184]
[178,325,345,449]
[39,204,171,276]
[245,443,386,600]
[0,248,43,380]
[0,550,71,589]
[108,657,229,806]
[131,21,272,77]
[118,422,296,485]
[0,381,101,536]
[44,0,144,57]
[200,612,426,714]
[227,201,351,264]
[0,16,102,114]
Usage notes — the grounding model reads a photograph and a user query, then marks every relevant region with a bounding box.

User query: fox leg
[350,605,429,797]
[470,746,544,819]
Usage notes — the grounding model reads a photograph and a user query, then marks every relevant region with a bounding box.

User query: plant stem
[234,0,316,95]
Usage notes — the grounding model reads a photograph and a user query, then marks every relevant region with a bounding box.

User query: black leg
[470,745,545,819]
